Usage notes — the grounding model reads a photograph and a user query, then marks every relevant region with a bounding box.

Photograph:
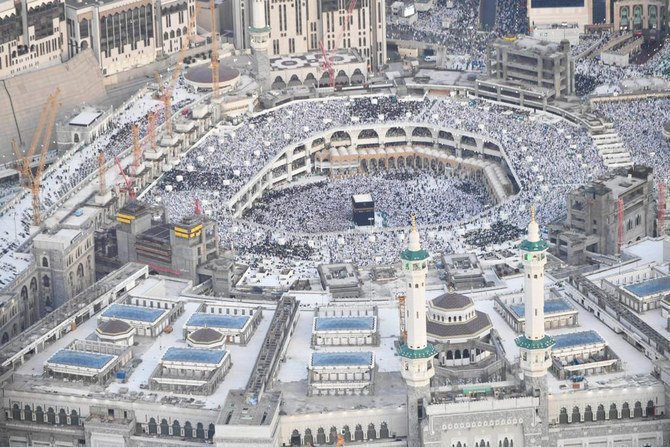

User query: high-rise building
[233,0,386,71]
[0,0,67,79]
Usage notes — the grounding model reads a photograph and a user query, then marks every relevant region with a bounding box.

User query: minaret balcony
[398,343,437,359]
[519,239,549,252]
[515,334,554,350]
[400,248,429,261]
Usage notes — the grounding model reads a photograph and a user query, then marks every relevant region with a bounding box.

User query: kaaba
[351,194,375,226]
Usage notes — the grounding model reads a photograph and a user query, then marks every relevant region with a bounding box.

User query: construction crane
[209,0,219,98]
[157,1,200,138]
[131,123,142,179]
[114,156,136,201]
[31,91,60,226]
[319,0,358,87]
[12,89,61,188]
[659,182,666,236]
[147,111,157,152]
[97,152,107,196]
[617,197,624,253]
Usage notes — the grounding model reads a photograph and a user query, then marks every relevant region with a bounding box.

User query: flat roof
[47,349,115,370]
[311,351,373,367]
[101,304,166,323]
[510,298,575,318]
[352,193,373,203]
[186,313,250,329]
[623,276,670,298]
[69,110,103,127]
[162,347,227,365]
[553,330,605,350]
[314,316,375,331]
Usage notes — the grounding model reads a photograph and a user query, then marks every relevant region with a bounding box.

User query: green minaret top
[400,215,429,262]
[519,206,549,252]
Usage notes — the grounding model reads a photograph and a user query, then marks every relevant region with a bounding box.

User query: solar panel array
[101,304,166,323]
[510,298,574,318]
[314,316,375,331]
[552,330,605,350]
[47,349,116,370]
[162,347,228,364]
[186,313,250,329]
[624,276,670,298]
[311,351,373,367]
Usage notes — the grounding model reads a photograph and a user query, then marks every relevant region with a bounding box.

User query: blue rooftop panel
[47,349,115,370]
[510,299,574,318]
[311,352,373,367]
[101,304,166,323]
[624,276,670,298]
[162,347,227,364]
[186,313,250,329]
[552,330,605,350]
[314,317,375,331]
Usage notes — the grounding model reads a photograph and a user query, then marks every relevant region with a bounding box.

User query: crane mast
[209,0,219,98]
[319,0,358,87]
[97,152,107,196]
[31,90,61,226]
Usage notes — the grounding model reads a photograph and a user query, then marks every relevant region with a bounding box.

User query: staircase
[591,123,633,169]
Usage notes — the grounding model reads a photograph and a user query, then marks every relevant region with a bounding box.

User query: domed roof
[97,319,132,336]
[188,328,224,344]
[431,293,473,310]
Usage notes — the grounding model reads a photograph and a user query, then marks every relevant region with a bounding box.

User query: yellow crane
[12,89,60,188]
[157,1,200,138]
[30,89,61,225]
[97,152,107,196]
[209,0,219,98]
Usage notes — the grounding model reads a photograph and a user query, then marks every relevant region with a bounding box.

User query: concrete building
[56,106,114,148]
[317,262,362,298]
[149,347,232,394]
[33,224,95,310]
[183,306,262,345]
[549,165,655,263]
[550,330,622,380]
[307,351,375,396]
[495,295,579,332]
[443,253,489,290]
[601,264,670,312]
[114,202,221,284]
[0,0,67,80]
[44,339,132,384]
[484,36,574,100]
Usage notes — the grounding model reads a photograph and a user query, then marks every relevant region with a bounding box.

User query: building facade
[613,0,668,41]
[233,0,386,71]
[64,0,157,76]
[0,0,66,79]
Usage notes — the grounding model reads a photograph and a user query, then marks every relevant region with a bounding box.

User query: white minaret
[249,0,270,89]
[515,207,554,379]
[399,216,435,387]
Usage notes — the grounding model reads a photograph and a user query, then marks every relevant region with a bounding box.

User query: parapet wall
[0,49,106,162]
